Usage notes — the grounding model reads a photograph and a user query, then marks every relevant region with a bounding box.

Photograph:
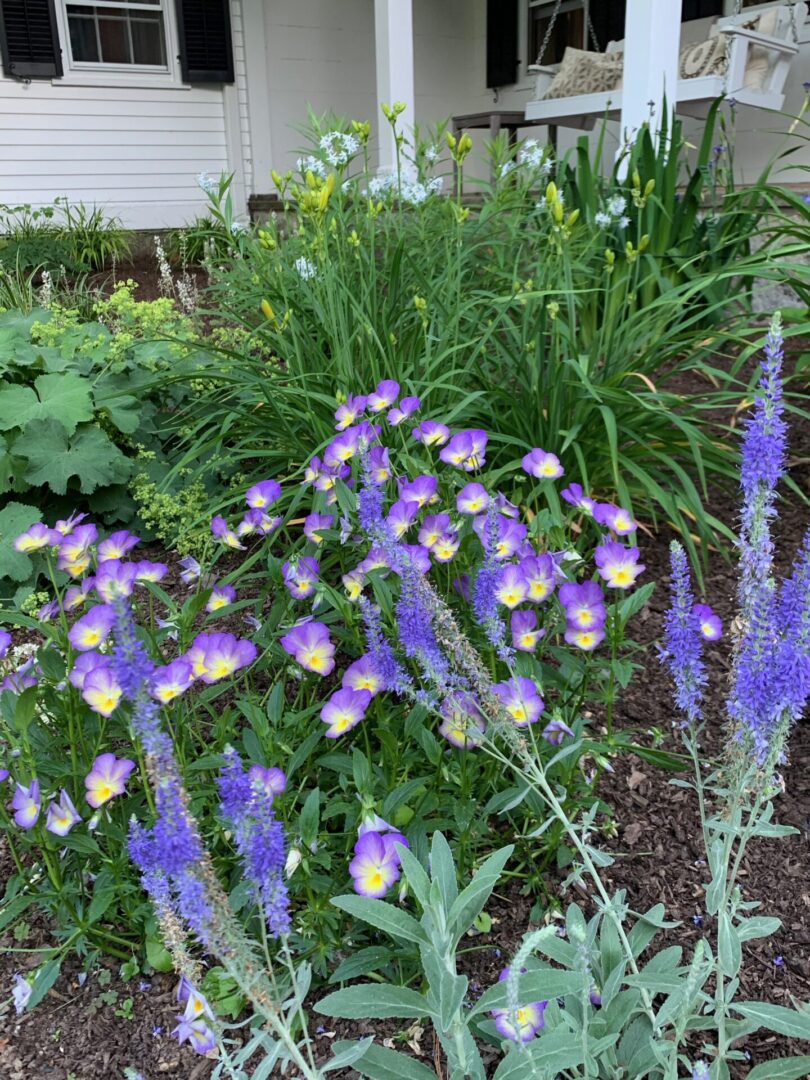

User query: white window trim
[51,0,190,89]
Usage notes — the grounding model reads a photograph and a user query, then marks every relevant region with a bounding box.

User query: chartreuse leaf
[16,419,131,494]
[331,1041,437,1080]
[314,983,431,1020]
[331,894,428,946]
[0,373,93,435]
[746,1058,810,1080]
[732,1002,810,1040]
[0,501,42,583]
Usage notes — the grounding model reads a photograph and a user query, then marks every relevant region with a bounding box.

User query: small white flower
[499,161,516,179]
[196,172,217,195]
[595,211,611,228]
[230,221,248,234]
[294,256,317,281]
[424,145,440,164]
[285,847,302,878]
[618,215,631,229]
[319,131,360,167]
[297,155,327,179]
[607,194,626,217]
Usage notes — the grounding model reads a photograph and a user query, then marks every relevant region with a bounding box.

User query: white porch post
[618,0,682,145]
[374,0,415,175]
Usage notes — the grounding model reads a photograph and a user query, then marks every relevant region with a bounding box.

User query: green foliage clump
[0,198,130,274]
[129,463,211,558]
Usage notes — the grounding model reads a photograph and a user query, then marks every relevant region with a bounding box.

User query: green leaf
[470,969,586,1019]
[88,869,117,923]
[26,957,62,1010]
[328,947,396,985]
[746,1057,810,1080]
[0,501,42,583]
[16,419,131,495]
[395,845,432,910]
[736,915,781,942]
[430,830,458,910]
[331,1041,438,1080]
[331,894,429,946]
[448,844,513,940]
[145,935,174,972]
[314,983,431,1020]
[717,911,741,978]
[321,1036,375,1073]
[732,1002,810,1041]
[298,786,320,848]
[0,373,93,435]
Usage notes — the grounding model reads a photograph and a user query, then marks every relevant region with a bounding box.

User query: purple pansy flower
[343,654,385,696]
[11,779,40,829]
[68,604,116,651]
[493,677,544,727]
[247,764,287,797]
[245,479,282,509]
[82,665,123,717]
[280,621,335,676]
[693,603,722,641]
[457,482,489,515]
[511,609,544,652]
[522,448,564,480]
[320,687,372,738]
[335,394,368,430]
[46,789,82,837]
[282,556,320,600]
[439,694,486,748]
[594,542,645,590]
[412,419,450,446]
[593,502,637,535]
[367,380,400,413]
[349,829,409,897]
[150,660,195,704]
[95,559,138,602]
[206,583,237,613]
[97,530,140,562]
[561,482,596,514]
[85,753,136,808]
[14,522,61,553]
[387,395,420,425]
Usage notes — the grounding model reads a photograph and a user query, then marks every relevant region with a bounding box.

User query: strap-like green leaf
[315,983,431,1020]
[331,894,428,946]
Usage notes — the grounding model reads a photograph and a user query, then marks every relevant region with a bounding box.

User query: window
[64,0,167,67]
[528,0,626,65]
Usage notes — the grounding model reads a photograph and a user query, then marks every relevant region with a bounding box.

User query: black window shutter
[589,0,627,49]
[0,0,62,79]
[682,0,723,20]
[175,0,234,83]
[486,0,518,88]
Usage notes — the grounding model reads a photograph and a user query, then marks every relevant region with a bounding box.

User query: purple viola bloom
[97,530,140,562]
[367,444,391,485]
[559,581,606,630]
[542,717,575,745]
[45,789,82,837]
[439,694,486,749]
[68,604,116,651]
[440,429,488,471]
[134,560,169,583]
[418,513,451,549]
[247,764,287,797]
[522,447,564,480]
[12,974,32,1014]
[519,554,556,602]
[320,686,372,738]
[324,427,362,468]
[693,603,722,641]
[386,500,418,539]
[432,532,460,564]
[367,379,400,413]
[413,419,450,447]
[343,654,385,696]
[387,395,421,425]
[491,965,547,1044]
[335,394,368,431]
[64,579,94,612]
[206,583,237,613]
[343,569,365,602]
[561,482,596,514]
[11,779,40,828]
[457,482,489,515]
[565,624,606,651]
[172,1015,217,1056]
[0,769,9,783]
[211,515,245,550]
[194,633,257,684]
[282,556,320,600]
[358,545,391,574]
[511,609,544,652]
[176,976,215,1022]
[280,621,335,676]
[238,508,281,537]
[245,479,282,509]
[37,600,60,622]
[349,829,408,897]
[494,564,529,609]
[493,677,544,727]
[179,555,201,584]
[594,542,645,590]
[302,511,332,544]
[0,630,11,658]
[150,659,195,704]
[54,510,87,536]
[399,474,438,508]
[85,753,136,808]
[69,650,111,690]
[14,522,61,553]
[95,559,138,602]
[1,664,38,694]
[593,502,637,535]
[494,519,527,560]
[82,666,123,716]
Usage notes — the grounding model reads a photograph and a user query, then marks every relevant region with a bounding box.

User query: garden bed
[2,413,809,1078]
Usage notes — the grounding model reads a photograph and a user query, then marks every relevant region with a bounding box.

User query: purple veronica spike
[661,543,706,729]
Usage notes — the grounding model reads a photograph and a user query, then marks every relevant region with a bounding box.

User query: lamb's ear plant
[316,831,587,1080]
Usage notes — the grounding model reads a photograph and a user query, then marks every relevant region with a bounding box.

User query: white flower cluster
[423,145,440,164]
[297,155,327,179]
[365,174,443,204]
[319,131,360,167]
[295,256,317,281]
[196,172,217,195]
[595,194,630,230]
[518,139,552,177]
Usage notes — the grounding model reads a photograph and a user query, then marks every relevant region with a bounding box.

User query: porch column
[374,0,415,175]
[618,0,682,144]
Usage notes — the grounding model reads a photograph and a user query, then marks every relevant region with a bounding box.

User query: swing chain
[535,0,603,65]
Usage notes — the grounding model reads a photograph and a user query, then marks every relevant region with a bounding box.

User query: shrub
[0,198,130,275]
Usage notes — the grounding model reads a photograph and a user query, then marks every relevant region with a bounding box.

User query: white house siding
[248,0,379,180]
[0,0,250,229]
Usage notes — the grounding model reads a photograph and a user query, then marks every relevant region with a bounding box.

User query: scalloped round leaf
[16,419,131,495]
[0,372,93,436]
[0,501,42,583]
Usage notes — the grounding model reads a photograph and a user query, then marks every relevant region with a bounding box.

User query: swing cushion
[678,34,728,78]
[542,47,624,99]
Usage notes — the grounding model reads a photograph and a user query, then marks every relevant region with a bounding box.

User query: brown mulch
[2,336,810,1078]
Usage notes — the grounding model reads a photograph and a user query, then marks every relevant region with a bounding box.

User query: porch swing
[524,0,806,128]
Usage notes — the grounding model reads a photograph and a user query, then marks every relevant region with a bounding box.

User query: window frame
[54,0,185,85]
[527,0,588,66]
